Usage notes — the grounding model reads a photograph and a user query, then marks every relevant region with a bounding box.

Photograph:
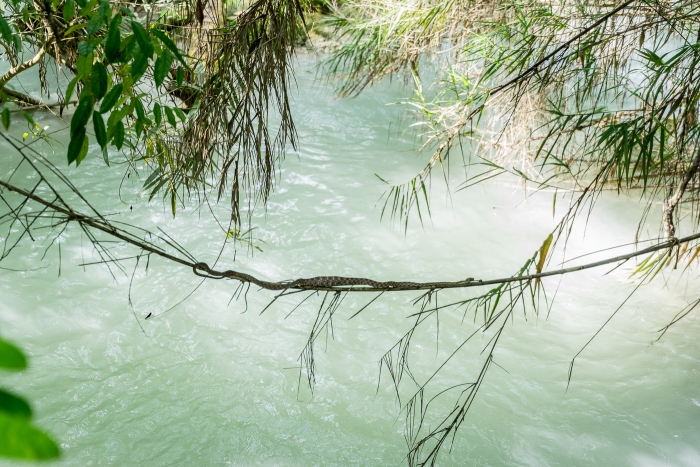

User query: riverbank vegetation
[1,0,700,464]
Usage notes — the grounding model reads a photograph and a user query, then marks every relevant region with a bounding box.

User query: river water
[1,54,699,466]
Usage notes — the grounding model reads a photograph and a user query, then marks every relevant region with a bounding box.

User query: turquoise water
[0,54,699,466]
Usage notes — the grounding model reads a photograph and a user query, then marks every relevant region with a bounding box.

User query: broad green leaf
[11,34,20,54]
[65,77,79,103]
[64,22,88,37]
[86,15,102,36]
[163,106,176,127]
[133,98,145,121]
[92,111,107,148]
[130,21,153,58]
[70,96,93,137]
[173,107,186,122]
[130,50,149,82]
[76,53,93,79]
[114,120,124,149]
[98,83,122,113]
[104,15,122,63]
[67,127,86,164]
[102,147,109,166]
[75,0,85,7]
[0,413,59,460]
[0,17,12,46]
[150,29,190,70]
[0,340,25,371]
[118,34,136,63]
[98,0,110,20]
[1,108,9,130]
[0,390,31,419]
[153,50,173,88]
[75,133,89,166]
[91,62,108,99]
[62,0,75,22]
[176,66,184,87]
[153,103,162,125]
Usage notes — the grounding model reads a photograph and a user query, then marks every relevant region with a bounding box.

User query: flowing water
[1,54,699,466]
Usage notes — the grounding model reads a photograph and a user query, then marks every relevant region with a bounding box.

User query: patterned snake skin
[192,262,477,290]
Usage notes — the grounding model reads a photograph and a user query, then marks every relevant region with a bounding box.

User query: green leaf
[92,110,107,148]
[0,413,59,460]
[75,0,85,7]
[104,15,122,63]
[153,50,173,88]
[114,121,124,149]
[1,108,10,131]
[11,34,20,54]
[76,52,93,79]
[101,147,109,166]
[163,106,176,127]
[98,83,122,113]
[0,17,12,46]
[150,29,190,71]
[176,66,184,87]
[63,0,75,22]
[64,22,88,37]
[130,50,149,82]
[0,340,25,371]
[65,77,79,103]
[75,132,89,166]
[67,127,86,165]
[86,15,102,36]
[70,96,93,137]
[0,390,31,419]
[173,107,186,122]
[98,0,110,20]
[91,62,108,99]
[153,102,162,125]
[133,98,145,121]
[130,20,153,58]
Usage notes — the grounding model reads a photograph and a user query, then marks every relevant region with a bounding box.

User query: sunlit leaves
[0,338,59,461]
[0,340,25,371]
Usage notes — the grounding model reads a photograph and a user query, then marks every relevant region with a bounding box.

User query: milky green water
[1,54,700,466]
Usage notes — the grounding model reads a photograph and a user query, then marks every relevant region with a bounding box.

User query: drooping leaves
[0,390,31,419]
[91,62,108,99]
[130,21,153,58]
[0,413,59,460]
[92,111,107,148]
[0,340,26,371]
[67,127,87,165]
[153,50,173,88]
[105,15,122,63]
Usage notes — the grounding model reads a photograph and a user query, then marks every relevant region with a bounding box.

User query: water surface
[0,54,699,466]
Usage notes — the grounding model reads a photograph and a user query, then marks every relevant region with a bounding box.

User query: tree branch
[1,175,697,293]
[0,43,48,89]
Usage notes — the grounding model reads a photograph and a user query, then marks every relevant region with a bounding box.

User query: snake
[192,262,478,291]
